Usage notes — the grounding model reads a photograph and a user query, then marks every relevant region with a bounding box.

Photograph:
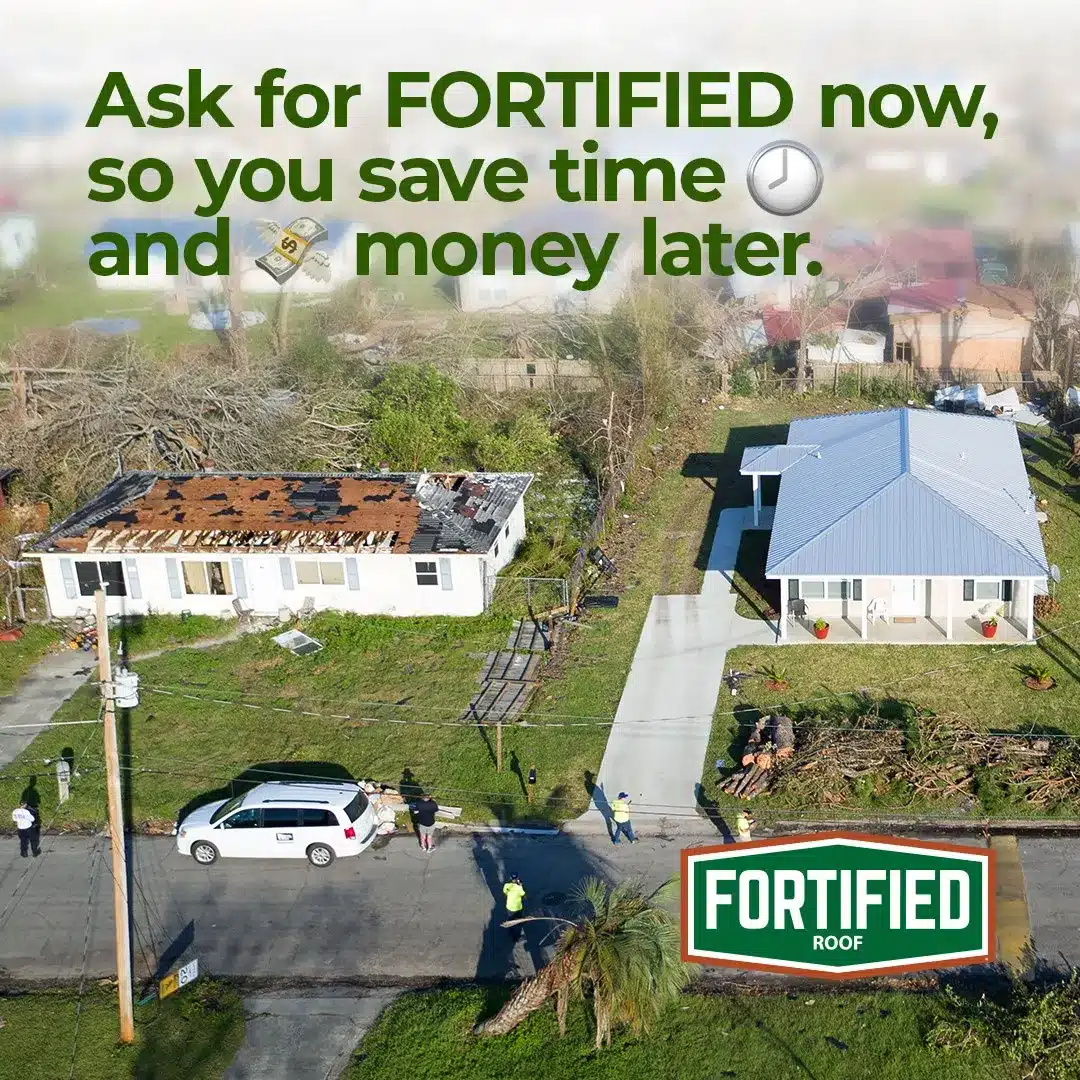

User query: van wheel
[307,843,335,867]
[191,841,218,866]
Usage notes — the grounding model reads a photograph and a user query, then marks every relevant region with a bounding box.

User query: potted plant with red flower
[813,618,830,640]
[981,606,1003,639]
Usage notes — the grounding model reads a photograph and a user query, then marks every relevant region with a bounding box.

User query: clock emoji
[746,140,824,216]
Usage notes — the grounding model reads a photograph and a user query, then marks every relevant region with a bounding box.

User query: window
[75,560,126,597]
[787,579,800,601]
[260,807,301,828]
[182,560,233,596]
[416,561,438,586]
[525,362,537,376]
[210,794,245,824]
[505,525,510,538]
[851,579,863,602]
[800,580,826,600]
[827,581,845,600]
[221,808,259,829]
[300,808,336,827]
[798,579,860,601]
[895,341,913,363]
[494,543,500,558]
[963,579,975,602]
[294,560,345,586]
[343,791,369,823]
[1002,580,1013,602]
[975,580,1001,601]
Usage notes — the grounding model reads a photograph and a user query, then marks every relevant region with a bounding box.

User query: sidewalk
[572,507,775,833]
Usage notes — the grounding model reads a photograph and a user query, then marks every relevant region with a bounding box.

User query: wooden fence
[809,362,1061,394]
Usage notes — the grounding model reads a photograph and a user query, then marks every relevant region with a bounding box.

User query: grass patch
[0,623,64,697]
[345,987,1009,1080]
[116,614,236,658]
[0,980,245,1080]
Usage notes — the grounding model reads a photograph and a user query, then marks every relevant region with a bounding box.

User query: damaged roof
[29,471,533,557]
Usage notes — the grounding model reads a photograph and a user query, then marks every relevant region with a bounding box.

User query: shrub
[729,363,756,397]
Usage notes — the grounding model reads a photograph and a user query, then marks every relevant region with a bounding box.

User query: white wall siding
[39,550,490,620]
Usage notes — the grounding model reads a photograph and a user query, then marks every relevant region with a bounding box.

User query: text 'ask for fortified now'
[681,833,995,979]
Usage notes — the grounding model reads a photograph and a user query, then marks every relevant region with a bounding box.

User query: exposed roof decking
[764,409,1049,579]
[31,471,533,557]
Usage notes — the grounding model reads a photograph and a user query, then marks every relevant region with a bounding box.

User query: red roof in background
[886,281,1035,316]
[760,304,850,346]
[0,191,18,211]
[815,229,976,283]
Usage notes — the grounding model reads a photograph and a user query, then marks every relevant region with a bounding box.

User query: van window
[221,809,259,829]
[301,808,336,827]
[343,792,369,823]
[261,807,301,828]
[210,795,246,824]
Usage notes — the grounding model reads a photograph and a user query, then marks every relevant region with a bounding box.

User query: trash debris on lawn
[717,714,794,800]
[933,384,986,412]
[271,629,324,656]
[984,386,1049,427]
[359,780,463,834]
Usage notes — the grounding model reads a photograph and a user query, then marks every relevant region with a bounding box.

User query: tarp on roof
[764,408,1048,578]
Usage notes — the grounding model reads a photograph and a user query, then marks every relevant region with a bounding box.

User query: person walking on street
[610,792,638,845]
[735,810,755,844]
[413,795,439,853]
[503,874,526,942]
[12,802,40,858]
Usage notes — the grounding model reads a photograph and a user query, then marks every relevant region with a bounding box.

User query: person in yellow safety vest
[610,792,638,845]
[735,810,755,843]
[503,874,526,942]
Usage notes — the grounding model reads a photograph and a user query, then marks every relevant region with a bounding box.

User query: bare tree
[1024,255,1080,384]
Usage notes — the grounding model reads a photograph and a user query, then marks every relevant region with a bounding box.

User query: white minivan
[175,781,378,867]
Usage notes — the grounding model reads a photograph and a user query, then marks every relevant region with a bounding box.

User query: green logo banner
[681,832,995,978]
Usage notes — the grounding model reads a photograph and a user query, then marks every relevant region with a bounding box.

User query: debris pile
[718,714,794,800]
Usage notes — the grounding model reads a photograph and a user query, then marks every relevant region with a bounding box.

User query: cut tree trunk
[772,714,795,759]
[741,718,767,765]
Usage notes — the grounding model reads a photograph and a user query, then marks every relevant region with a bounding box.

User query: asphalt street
[2,828,1078,983]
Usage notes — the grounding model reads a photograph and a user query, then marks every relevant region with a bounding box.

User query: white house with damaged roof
[740,408,1049,643]
[25,471,532,620]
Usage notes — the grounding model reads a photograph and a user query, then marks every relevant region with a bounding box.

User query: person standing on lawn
[413,795,439,852]
[735,810,755,844]
[12,802,39,858]
[610,792,638,844]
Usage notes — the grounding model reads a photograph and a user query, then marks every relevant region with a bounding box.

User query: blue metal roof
[741,444,820,474]
[87,218,355,256]
[761,408,1049,578]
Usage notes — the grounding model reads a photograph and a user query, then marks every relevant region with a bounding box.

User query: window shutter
[59,559,78,600]
[852,579,862,602]
[279,557,294,590]
[963,579,974,602]
[124,558,143,600]
[231,558,248,599]
[1002,579,1013,602]
[788,579,799,601]
[165,558,183,599]
[345,558,360,591]
[439,558,453,591]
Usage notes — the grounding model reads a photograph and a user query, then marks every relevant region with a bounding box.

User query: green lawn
[345,987,1009,1080]
[0,981,245,1080]
[0,622,64,697]
[701,414,1080,820]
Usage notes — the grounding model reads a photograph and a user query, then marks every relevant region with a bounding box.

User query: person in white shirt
[12,802,40,858]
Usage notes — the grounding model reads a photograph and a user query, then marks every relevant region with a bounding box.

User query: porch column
[946,578,953,640]
[861,596,868,640]
[778,575,787,641]
[1027,579,1035,640]
[752,474,761,527]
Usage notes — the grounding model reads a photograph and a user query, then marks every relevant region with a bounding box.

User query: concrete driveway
[574,506,775,833]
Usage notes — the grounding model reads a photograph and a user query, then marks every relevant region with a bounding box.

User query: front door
[891,577,921,617]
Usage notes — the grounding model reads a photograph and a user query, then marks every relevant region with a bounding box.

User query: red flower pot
[813,626,829,640]
[981,622,997,639]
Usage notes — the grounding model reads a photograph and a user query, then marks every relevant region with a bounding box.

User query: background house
[887,282,1035,371]
[26,470,532,620]
[740,408,1048,643]
[0,214,37,271]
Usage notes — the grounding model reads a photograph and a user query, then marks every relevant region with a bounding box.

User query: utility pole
[95,589,134,1044]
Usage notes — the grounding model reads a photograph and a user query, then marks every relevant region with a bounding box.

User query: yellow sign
[159,958,198,1000]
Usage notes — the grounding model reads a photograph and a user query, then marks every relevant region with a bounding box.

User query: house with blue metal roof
[740,408,1049,642]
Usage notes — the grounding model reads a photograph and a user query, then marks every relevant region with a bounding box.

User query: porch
[781,612,1030,645]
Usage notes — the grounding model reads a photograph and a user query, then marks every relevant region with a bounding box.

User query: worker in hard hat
[735,810,755,843]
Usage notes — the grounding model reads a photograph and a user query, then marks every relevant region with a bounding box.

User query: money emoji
[254,217,333,285]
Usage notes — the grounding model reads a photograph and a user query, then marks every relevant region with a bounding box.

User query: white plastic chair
[867,598,889,625]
